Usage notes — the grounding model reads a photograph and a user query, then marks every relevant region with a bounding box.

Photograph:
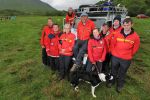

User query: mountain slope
[0,0,57,15]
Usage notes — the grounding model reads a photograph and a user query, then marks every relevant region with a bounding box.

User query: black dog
[70,65,113,98]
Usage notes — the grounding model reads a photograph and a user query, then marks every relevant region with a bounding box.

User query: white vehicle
[63,0,128,39]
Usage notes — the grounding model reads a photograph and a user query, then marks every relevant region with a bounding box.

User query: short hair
[93,28,99,32]
[53,24,59,27]
[48,17,52,20]
[123,18,133,24]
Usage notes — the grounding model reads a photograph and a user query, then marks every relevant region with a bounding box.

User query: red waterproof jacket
[111,29,140,60]
[88,37,107,63]
[46,32,60,57]
[65,12,76,25]
[77,19,95,40]
[40,25,53,47]
[59,32,75,56]
[109,26,122,52]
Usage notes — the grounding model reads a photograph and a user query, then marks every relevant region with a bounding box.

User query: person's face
[64,25,71,33]
[53,25,59,33]
[47,19,53,27]
[102,25,109,34]
[81,16,88,23]
[113,20,120,27]
[93,29,99,38]
[123,22,133,31]
[68,9,73,14]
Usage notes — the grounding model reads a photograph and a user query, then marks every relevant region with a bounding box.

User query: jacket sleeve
[65,15,69,23]
[101,39,107,62]
[132,35,140,55]
[40,27,46,46]
[58,35,63,51]
[110,33,117,52]
[45,38,50,52]
[91,21,96,30]
[88,40,95,63]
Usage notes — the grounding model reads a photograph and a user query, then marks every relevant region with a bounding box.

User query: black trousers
[111,56,131,88]
[42,48,49,66]
[49,56,59,71]
[102,53,112,74]
[73,39,88,65]
[86,59,103,73]
[59,55,72,78]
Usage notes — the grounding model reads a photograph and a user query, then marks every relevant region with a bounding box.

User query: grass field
[0,16,150,100]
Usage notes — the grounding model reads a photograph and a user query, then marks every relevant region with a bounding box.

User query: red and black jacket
[65,12,76,25]
[109,26,122,52]
[77,19,95,40]
[45,32,60,57]
[88,35,107,63]
[59,32,75,56]
[111,28,140,60]
[40,25,53,47]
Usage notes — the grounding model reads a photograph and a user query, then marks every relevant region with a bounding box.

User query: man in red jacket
[46,24,60,71]
[87,28,107,73]
[59,24,75,80]
[109,15,122,53]
[108,18,140,93]
[73,12,95,67]
[40,17,53,66]
[65,7,76,26]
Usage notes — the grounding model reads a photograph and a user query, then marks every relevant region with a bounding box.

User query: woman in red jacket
[58,24,75,80]
[86,28,107,73]
[65,7,76,26]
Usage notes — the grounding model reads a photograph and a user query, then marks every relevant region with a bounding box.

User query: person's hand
[84,54,88,57]
[41,45,45,48]
[99,60,102,62]
[92,62,96,65]
[46,49,49,52]
[61,49,65,53]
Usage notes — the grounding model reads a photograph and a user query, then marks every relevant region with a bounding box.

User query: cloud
[40,0,101,10]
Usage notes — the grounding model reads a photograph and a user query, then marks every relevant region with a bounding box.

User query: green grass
[0,16,150,100]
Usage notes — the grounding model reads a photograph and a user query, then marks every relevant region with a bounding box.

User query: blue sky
[40,0,103,10]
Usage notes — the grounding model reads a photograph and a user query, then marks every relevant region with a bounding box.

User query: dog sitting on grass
[70,64,113,98]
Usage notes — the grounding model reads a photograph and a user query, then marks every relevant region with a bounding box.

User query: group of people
[40,7,140,93]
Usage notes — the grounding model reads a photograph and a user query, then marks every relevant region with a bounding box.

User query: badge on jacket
[100,40,103,44]
[50,43,54,45]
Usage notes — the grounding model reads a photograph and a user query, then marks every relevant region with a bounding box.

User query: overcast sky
[40,0,103,10]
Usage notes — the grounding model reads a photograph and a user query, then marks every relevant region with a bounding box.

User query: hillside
[0,0,58,15]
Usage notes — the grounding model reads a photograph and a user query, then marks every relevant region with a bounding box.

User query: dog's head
[98,73,113,82]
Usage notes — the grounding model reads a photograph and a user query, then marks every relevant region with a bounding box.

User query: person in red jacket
[46,24,60,71]
[58,24,75,80]
[73,12,95,68]
[86,28,107,73]
[65,7,76,26]
[40,17,53,66]
[107,18,140,93]
[109,15,122,53]
[100,22,112,74]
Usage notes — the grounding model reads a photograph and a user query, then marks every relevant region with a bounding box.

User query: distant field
[0,16,150,100]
